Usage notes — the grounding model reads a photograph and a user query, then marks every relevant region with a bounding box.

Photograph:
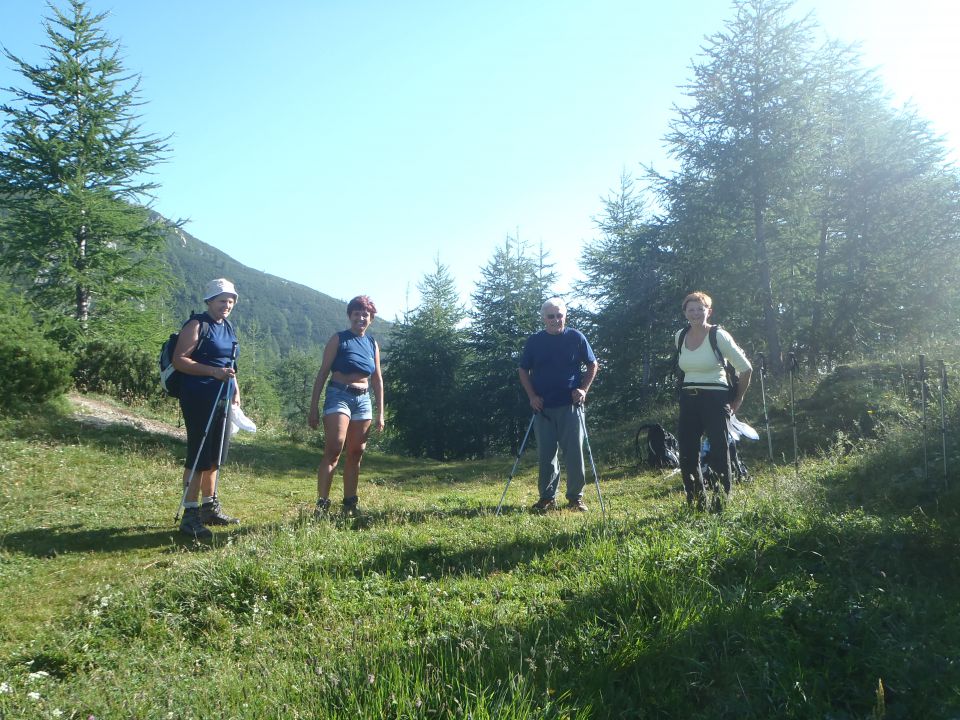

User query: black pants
[180,395,232,471]
[678,389,731,500]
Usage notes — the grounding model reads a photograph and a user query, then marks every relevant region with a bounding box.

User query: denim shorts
[323,384,373,421]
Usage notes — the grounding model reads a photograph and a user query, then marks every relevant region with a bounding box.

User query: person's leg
[677,392,707,505]
[317,412,350,501]
[704,395,732,495]
[341,418,372,502]
[558,406,586,502]
[534,411,561,502]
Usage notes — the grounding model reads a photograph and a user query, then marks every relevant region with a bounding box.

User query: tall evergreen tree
[578,174,679,411]
[466,236,556,453]
[660,0,823,367]
[0,0,176,341]
[654,0,960,369]
[386,260,474,459]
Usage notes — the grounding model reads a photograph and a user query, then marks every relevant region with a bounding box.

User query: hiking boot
[313,497,332,519]
[566,497,588,512]
[200,496,239,526]
[530,497,557,513]
[179,506,212,540]
[342,496,360,517]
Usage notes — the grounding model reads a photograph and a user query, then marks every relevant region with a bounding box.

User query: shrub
[73,340,160,402]
[0,314,74,410]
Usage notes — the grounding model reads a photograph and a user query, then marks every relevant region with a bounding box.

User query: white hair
[540,297,566,315]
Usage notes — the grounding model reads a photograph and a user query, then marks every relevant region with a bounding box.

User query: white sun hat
[203,278,238,302]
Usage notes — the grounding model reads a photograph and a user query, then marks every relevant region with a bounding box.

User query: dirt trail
[69,393,186,440]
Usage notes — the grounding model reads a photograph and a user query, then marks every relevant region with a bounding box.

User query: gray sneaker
[179,506,212,540]
[200,496,239,526]
[530,497,557,513]
[566,497,588,512]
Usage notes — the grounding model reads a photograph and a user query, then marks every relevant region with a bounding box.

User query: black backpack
[159,314,230,398]
[673,324,739,401]
[635,423,681,469]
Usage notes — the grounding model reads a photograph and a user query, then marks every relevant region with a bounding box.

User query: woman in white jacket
[675,291,752,509]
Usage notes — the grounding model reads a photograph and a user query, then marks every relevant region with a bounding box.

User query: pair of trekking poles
[755,350,801,479]
[495,405,606,520]
[174,343,237,523]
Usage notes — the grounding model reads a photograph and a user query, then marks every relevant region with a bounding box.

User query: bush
[0,315,74,411]
[73,340,160,402]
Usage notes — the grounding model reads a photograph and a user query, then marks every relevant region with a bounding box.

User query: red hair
[347,295,377,317]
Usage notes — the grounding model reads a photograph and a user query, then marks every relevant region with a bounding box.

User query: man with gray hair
[518,298,599,512]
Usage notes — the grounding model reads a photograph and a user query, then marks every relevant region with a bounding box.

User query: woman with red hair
[308,295,385,517]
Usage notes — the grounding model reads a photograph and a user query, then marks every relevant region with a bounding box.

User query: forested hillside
[161,225,392,357]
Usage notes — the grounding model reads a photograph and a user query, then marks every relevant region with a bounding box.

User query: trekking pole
[210,342,239,501]
[577,405,606,521]
[939,360,948,490]
[175,379,229,522]
[757,352,773,461]
[919,354,929,484]
[788,352,799,480]
[495,414,536,516]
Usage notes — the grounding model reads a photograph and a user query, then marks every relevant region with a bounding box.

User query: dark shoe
[530,497,557,513]
[179,507,212,540]
[342,496,360,517]
[313,498,331,520]
[200,497,240,526]
[566,497,588,512]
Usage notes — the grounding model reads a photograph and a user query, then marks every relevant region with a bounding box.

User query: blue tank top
[330,330,376,376]
[180,313,239,400]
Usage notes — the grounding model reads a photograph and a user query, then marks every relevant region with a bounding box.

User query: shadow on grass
[0,522,258,557]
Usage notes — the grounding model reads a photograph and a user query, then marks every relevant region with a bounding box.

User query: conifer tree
[0,0,175,341]
[387,260,474,459]
[466,236,556,453]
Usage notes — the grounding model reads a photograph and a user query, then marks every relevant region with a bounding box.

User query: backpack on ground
[635,423,681,469]
[673,324,739,401]
[159,314,223,398]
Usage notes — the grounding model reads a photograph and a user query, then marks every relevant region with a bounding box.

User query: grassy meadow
[1,378,959,719]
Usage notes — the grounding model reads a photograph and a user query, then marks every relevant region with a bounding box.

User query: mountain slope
[163,226,391,356]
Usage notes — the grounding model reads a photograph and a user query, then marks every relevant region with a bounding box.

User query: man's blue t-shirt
[519,328,596,408]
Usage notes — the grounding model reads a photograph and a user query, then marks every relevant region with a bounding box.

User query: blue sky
[2,1,958,321]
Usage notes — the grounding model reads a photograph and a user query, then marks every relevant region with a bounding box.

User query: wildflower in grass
[28,670,50,681]
[28,691,41,700]
[367,673,376,685]
[0,682,10,693]
[52,710,63,717]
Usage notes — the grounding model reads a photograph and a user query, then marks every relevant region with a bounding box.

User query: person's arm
[730,369,751,414]
[518,367,543,413]
[716,329,752,414]
[308,334,340,429]
[371,340,385,432]
[572,361,599,406]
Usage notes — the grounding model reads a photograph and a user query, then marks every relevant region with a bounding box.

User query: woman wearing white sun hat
[172,278,242,539]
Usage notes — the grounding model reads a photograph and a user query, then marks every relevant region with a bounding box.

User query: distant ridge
[162,225,390,356]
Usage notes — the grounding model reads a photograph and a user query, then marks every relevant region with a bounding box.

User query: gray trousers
[534,405,586,501]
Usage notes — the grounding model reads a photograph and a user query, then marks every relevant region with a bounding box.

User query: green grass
[1,393,959,718]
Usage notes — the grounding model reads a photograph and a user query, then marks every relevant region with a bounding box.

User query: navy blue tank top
[330,330,376,376]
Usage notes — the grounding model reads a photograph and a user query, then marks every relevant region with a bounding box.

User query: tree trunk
[809,215,830,368]
[753,194,782,372]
